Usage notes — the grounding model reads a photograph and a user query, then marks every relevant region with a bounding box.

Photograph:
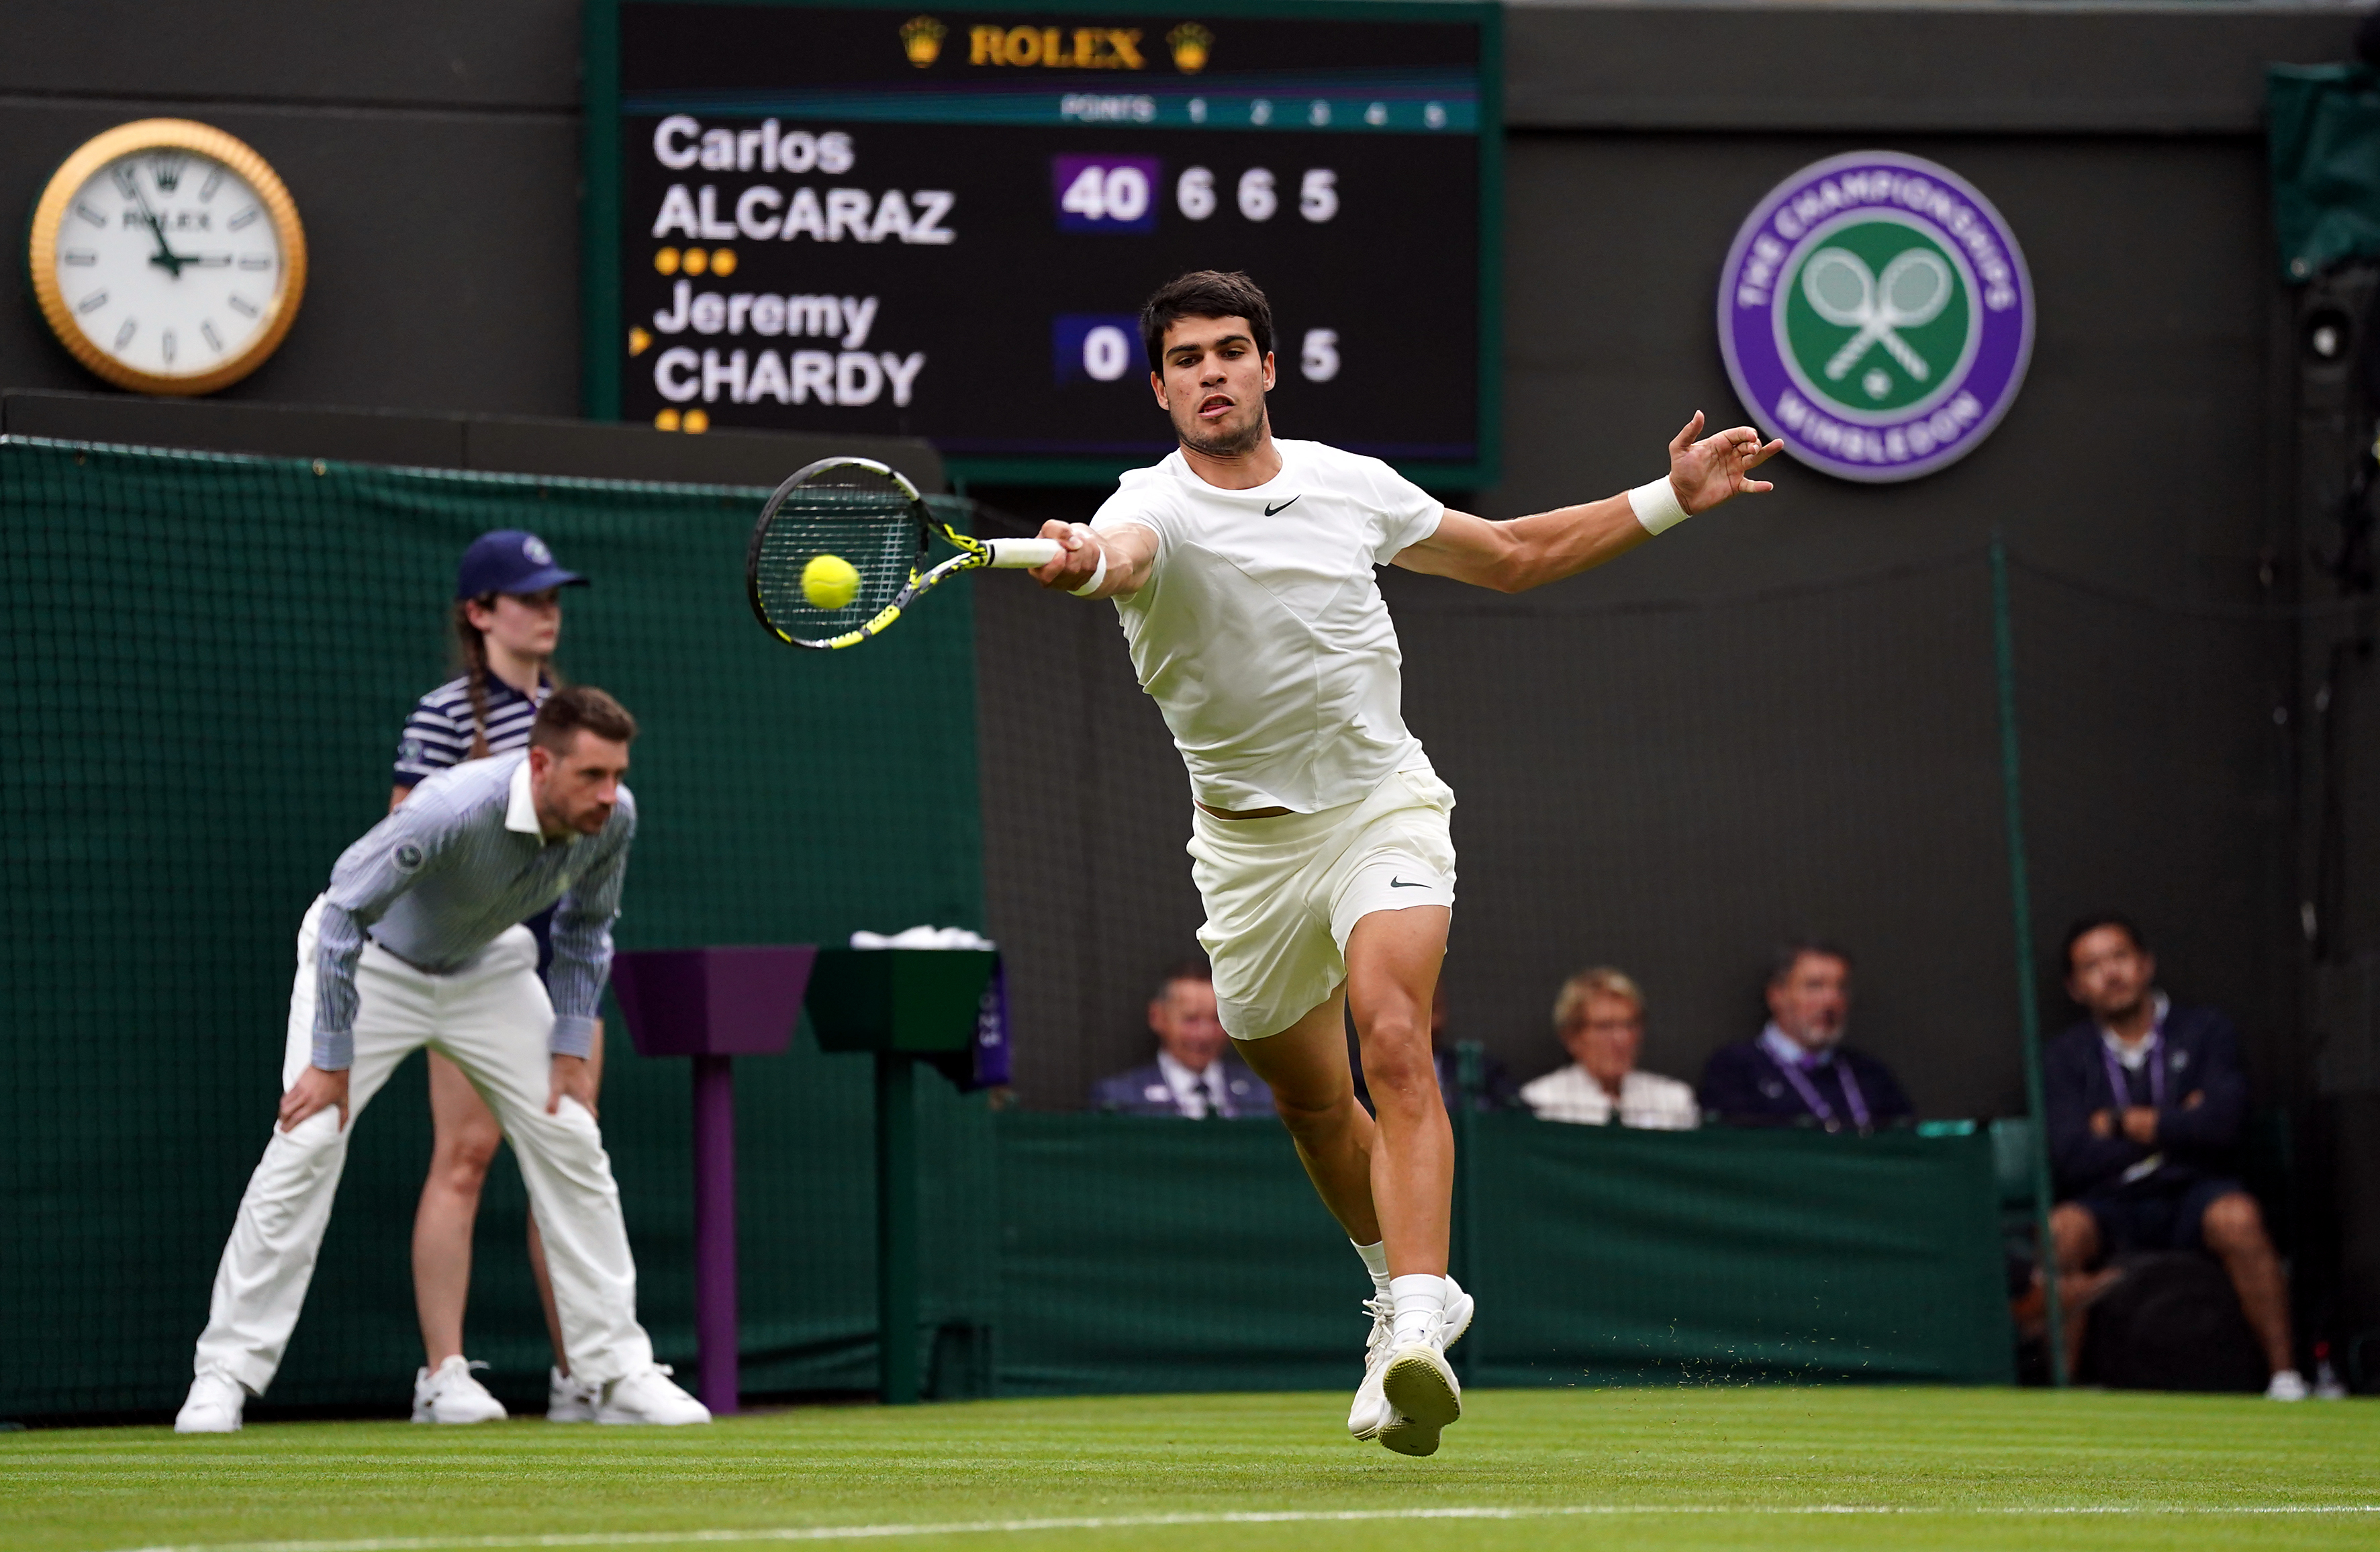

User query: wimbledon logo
[1719,151,2032,482]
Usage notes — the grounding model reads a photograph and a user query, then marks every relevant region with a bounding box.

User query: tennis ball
[802,553,860,610]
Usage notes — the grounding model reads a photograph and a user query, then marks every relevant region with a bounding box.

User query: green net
[0,436,992,1418]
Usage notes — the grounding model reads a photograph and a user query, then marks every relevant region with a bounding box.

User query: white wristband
[1069,548,1108,598]
[1628,475,1690,536]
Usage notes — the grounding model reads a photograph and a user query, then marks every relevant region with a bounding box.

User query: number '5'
[1298,170,1338,222]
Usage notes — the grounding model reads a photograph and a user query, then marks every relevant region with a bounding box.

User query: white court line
[107,1501,2380,1552]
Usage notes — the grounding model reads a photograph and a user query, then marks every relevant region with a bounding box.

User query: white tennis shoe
[1376,1294,1467,1458]
[2266,1368,2310,1402]
[412,1357,508,1424]
[547,1366,604,1422]
[596,1365,712,1425]
[174,1369,246,1433]
[1348,1275,1472,1443]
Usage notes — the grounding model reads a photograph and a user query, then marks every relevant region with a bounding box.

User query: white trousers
[191,897,655,1393]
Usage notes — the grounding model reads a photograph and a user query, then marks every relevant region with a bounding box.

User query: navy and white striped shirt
[313,751,634,1070]
[393,673,548,788]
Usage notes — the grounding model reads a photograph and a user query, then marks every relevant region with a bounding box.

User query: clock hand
[177,254,234,267]
[128,184,188,277]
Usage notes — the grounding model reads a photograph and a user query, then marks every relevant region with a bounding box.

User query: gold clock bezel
[28,119,309,397]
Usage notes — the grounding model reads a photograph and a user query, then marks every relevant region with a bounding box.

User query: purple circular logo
[1719,152,2033,483]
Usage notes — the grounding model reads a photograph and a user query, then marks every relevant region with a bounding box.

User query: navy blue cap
[456,530,587,600]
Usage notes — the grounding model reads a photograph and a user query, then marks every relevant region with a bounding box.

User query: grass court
[5,1387,2375,1552]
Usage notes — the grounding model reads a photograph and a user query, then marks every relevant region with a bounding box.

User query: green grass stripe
[6,1389,2375,1552]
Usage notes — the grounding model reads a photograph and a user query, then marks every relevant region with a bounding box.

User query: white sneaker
[2266,1368,2310,1402]
[596,1365,711,1425]
[412,1357,508,1424]
[547,1366,603,1423]
[1349,1275,1474,1441]
[174,1369,246,1433]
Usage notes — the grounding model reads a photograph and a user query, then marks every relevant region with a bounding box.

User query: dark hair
[1141,270,1274,373]
[1151,955,1213,1003]
[453,592,566,759]
[1768,940,1853,987]
[2060,912,2146,973]
[452,596,499,759]
[531,684,638,751]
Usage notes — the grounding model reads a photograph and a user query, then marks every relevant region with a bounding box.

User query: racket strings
[753,480,921,640]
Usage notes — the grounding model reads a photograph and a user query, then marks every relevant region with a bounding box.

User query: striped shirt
[393,672,549,788]
[313,751,634,1070]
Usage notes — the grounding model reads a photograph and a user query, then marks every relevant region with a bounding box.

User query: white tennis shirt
[1090,438,1444,813]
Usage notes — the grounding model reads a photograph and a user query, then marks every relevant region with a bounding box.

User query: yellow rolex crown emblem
[901,15,947,66]
[1168,23,1212,74]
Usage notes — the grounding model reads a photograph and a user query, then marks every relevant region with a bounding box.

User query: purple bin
[610,946,816,1414]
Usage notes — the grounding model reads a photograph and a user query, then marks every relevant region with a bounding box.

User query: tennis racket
[745,457,1061,650]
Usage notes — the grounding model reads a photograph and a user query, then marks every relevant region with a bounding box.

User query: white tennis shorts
[1188,768,1458,1041]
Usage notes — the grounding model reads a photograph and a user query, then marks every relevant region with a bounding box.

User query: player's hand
[279,1066,350,1133]
[2120,1105,2158,1146]
[547,1054,598,1119]
[1030,520,1103,593]
[1666,412,1783,514]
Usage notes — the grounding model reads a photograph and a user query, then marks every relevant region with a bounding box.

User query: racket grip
[984,537,1062,568]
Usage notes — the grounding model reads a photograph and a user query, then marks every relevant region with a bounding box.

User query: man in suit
[2046,913,2305,1400]
[1699,941,1913,1132]
[1089,958,1276,1117]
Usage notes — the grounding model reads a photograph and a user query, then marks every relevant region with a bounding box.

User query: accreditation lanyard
[1768,1046,1870,1130]
[2099,1023,2167,1113]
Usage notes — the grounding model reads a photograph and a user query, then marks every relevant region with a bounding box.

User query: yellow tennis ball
[802,553,860,610]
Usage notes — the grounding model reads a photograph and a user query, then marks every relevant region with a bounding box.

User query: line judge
[176,686,708,1430]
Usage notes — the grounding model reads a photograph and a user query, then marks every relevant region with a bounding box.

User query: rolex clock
[28,119,307,395]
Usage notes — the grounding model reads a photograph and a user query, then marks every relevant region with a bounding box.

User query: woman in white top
[1519,967,1699,1130]
[391,529,603,1423]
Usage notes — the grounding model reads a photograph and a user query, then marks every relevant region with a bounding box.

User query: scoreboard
[583,0,1501,484]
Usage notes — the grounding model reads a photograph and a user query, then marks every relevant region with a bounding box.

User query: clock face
[30,122,305,395]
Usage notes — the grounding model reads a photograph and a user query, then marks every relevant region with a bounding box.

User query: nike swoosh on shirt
[1389,876,1429,889]
[1264,496,1301,516]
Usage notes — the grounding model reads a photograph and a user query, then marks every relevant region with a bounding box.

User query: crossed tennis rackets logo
[1799,244,1955,385]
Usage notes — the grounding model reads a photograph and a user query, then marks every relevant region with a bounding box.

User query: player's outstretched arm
[1393,413,1782,594]
[1029,519,1159,600]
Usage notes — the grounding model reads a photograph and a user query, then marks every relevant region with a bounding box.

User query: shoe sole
[1378,1349,1462,1457]
[1350,1285,1476,1443]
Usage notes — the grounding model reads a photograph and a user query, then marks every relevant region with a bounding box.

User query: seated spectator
[1520,968,1697,1129]
[2047,914,2305,1400]
[1088,958,1275,1118]
[1699,941,1913,1132]
[1351,983,1519,1114]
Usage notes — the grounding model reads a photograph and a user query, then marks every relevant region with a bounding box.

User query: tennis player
[176,686,708,1431]
[1031,270,1780,1455]
[393,530,607,1424]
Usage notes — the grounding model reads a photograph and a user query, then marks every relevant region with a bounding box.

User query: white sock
[1390,1273,1447,1346]
[1353,1240,1392,1297]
